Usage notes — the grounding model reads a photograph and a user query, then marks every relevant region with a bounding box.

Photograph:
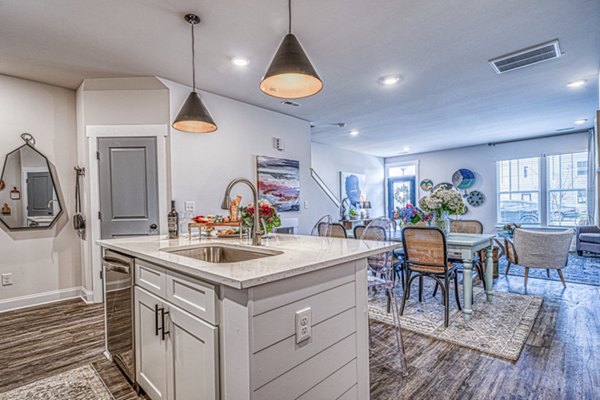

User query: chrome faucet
[221,178,263,246]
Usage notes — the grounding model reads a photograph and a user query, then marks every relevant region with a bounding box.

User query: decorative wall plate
[452,168,476,189]
[420,178,434,191]
[433,182,454,191]
[467,190,485,207]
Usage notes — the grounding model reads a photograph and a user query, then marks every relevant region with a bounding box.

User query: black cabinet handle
[154,304,160,336]
[160,308,170,341]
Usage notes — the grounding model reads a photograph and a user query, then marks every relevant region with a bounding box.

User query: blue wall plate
[452,168,476,189]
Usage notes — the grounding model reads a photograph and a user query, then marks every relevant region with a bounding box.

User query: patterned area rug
[0,365,114,400]
[499,253,600,286]
[369,283,543,361]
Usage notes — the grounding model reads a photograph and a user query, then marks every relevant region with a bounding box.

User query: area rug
[369,285,543,361]
[0,364,114,400]
[499,254,600,286]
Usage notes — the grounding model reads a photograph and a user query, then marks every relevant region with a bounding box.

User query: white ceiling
[1,0,598,157]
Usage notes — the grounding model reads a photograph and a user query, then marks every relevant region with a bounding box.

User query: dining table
[391,231,496,322]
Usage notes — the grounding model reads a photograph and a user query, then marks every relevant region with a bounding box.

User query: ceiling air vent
[489,40,562,74]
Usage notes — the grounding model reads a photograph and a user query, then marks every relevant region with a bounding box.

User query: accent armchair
[575,225,600,256]
[506,228,574,288]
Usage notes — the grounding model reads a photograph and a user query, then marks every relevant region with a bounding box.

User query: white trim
[0,287,87,313]
[85,124,169,303]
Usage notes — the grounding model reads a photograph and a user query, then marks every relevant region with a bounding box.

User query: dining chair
[329,222,348,238]
[361,217,407,372]
[506,228,574,288]
[310,215,332,237]
[353,224,366,239]
[401,226,461,327]
[449,219,486,290]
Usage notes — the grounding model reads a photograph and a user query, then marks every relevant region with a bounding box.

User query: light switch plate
[295,307,311,343]
[184,201,196,212]
[1,273,14,286]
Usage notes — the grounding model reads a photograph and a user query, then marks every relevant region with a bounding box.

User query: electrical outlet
[295,307,311,343]
[1,273,14,286]
[184,201,196,212]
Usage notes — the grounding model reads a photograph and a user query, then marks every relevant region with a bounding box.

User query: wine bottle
[168,200,179,239]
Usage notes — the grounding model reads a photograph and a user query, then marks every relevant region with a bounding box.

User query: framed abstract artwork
[340,171,366,207]
[256,156,300,212]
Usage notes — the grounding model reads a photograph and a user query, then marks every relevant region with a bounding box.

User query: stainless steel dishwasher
[103,249,137,389]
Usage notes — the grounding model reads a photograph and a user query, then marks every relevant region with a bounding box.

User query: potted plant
[240,199,282,236]
[419,187,466,234]
[349,208,359,220]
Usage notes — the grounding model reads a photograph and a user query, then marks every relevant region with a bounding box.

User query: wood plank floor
[0,274,598,399]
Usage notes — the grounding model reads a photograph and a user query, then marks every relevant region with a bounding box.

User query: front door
[98,137,159,239]
[27,172,53,216]
[387,176,416,218]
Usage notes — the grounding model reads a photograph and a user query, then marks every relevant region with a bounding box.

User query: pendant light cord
[191,22,196,92]
[288,0,292,33]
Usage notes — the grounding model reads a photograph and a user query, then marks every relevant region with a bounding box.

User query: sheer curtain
[587,129,596,225]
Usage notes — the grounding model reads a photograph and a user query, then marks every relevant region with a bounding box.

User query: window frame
[496,151,588,228]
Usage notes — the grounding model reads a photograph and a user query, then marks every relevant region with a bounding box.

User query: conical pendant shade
[260,33,323,99]
[172,91,217,133]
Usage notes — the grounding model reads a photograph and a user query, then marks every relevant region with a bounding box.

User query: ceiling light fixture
[574,119,588,125]
[403,146,410,152]
[378,75,401,86]
[567,79,587,88]
[172,14,218,133]
[259,0,323,99]
[231,57,250,67]
[350,130,360,136]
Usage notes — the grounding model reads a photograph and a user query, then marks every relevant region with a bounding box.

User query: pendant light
[172,14,218,133]
[260,0,323,99]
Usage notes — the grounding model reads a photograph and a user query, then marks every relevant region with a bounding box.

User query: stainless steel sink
[163,244,282,263]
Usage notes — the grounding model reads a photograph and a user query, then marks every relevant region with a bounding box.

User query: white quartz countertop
[98,234,401,289]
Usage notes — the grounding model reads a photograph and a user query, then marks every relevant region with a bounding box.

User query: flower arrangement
[502,222,521,238]
[240,199,281,234]
[419,187,466,216]
[392,204,430,226]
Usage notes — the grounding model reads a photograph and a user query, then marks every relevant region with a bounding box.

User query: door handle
[154,304,160,336]
[150,223,158,230]
[160,308,170,341]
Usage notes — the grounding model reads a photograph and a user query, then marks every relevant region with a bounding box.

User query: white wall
[311,142,385,219]
[0,75,81,309]
[160,78,322,234]
[386,132,589,233]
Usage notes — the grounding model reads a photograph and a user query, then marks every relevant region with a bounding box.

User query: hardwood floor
[0,275,598,399]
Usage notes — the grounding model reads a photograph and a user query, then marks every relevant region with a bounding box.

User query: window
[388,165,416,177]
[547,152,587,226]
[496,152,588,227]
[497,157,541,225]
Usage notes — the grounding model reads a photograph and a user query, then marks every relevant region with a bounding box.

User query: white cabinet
[135,287,168,400]
[135,286,219,400]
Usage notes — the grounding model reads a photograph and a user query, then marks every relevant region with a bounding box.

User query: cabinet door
[167,304,219,400]
[135,286,169,400]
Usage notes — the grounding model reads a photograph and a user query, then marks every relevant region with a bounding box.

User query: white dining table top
[391,231,495,247]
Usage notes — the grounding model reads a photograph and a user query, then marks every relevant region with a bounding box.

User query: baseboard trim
[80,287,95,304]
[0,287,87,313]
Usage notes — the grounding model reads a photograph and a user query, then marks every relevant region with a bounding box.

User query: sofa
[576,225,600,256]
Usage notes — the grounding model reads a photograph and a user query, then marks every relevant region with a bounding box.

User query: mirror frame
[0,143,64,231]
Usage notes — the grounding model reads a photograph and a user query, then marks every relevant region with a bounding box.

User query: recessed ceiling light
[403,146,410,152]
[350,130,360,136]
[231,57,250,67]
[567,79,587,88]
[574,119,588,125]
[378,75,402,86]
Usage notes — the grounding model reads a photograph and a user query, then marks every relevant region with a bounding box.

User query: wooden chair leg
[524,267,529,287]
[433,282,439,298]
[557,269,567,288]
[505,261,512,275]
[444,275,450,327]
[418,276,423,302]
[453,273,462,311]
[546,269,550,278]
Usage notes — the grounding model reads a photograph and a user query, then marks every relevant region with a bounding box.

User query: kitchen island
[98,234,400,400]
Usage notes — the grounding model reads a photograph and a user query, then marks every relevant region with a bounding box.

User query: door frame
[387,176,416,217]
[86,124,169,303]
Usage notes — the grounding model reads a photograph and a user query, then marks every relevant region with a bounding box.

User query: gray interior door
[27,172,53,216]
[98,137,159,239]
